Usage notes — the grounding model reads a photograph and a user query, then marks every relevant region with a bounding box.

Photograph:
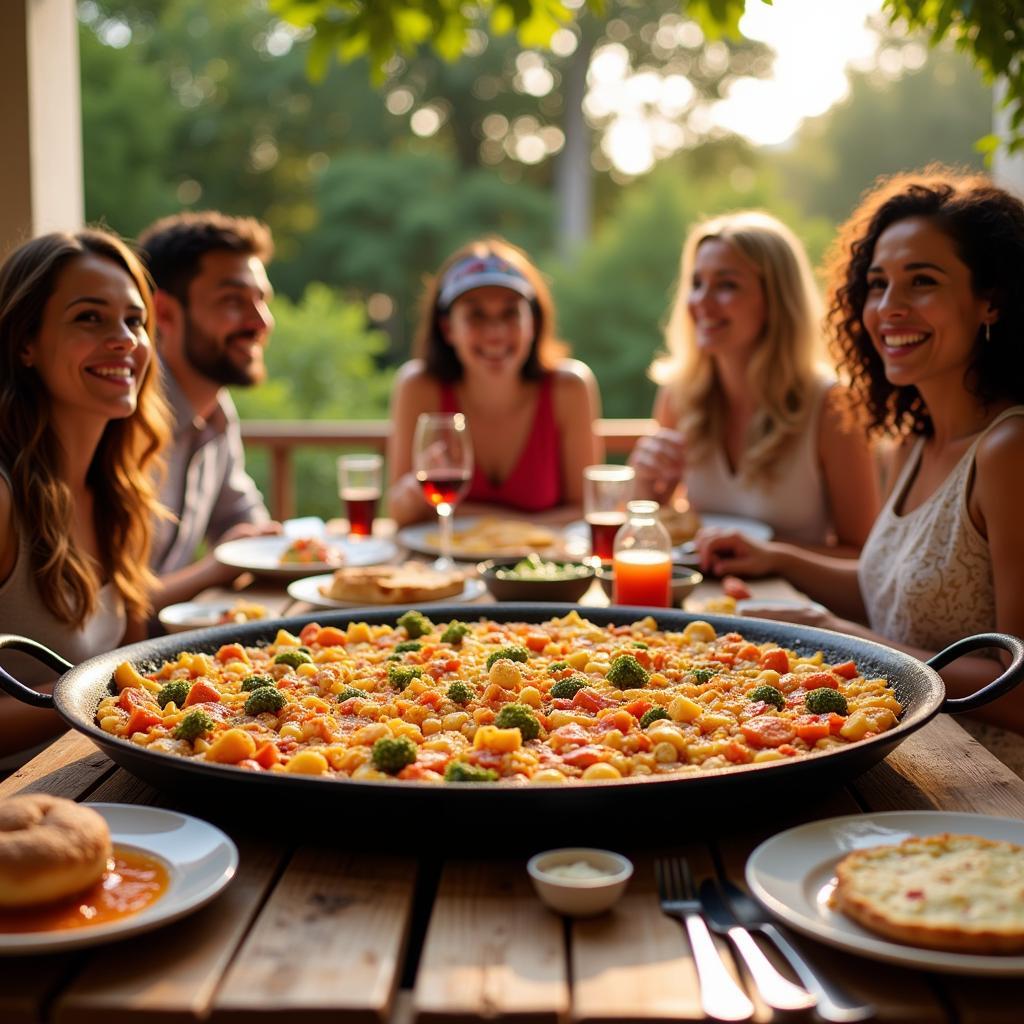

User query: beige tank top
[0,469,126,687]
[684,376,833,545]
[859,406,1024,651]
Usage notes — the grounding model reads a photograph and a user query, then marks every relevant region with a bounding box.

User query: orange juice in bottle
[612,500,672,607]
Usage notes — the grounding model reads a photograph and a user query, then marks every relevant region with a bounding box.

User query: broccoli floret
[441,622,470,645]
[640,707,671,728]
[690,668,716,685]
[805,688,849,716]
[371,736,417,774]
[606,654,650,688]
[274,649,313,669]
[394,640,422,653]
[387,663,420,691]
[397,610,432,639]
[444,760,499,783]
[240,674,276,693]
[486,645,529,670]
[549,675,588,700]
[244,686,287,716]
[386,653,403,662]
[633,641,649,650]
[547,661,570,674]
[748,685,785,711]
[156,680,190,709]
[493,703,540,740]
[173,709,215,742]
[447,680,474,705]
[337,686,365,704]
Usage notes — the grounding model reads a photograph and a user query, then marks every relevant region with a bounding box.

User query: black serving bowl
[596,565,703,606]
[478,557,596,602]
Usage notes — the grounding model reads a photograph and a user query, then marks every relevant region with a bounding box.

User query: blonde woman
[629,210,878,551]
[0,230,169,763]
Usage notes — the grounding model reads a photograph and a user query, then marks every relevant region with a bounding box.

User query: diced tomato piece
[117,687,152,713]
[623,699,653,719]
[561,745,609,768]
[801,671,840,690]
[125,707,161,735]
[299,622,321,645]
[443,659,461,673]
[524,632,549,652]
[183,681,221,707]
[760,649,789,673]
[735,643,760,662]
[652,651,668,670]
[551,698,575,710]
[417,690,443,708]
[709,651,735,667]
[722,576,752,600]
[415,749,451,771]
[549,723,590,749]
[631,648,653,670]
[315,626,347,647]
[828,712,847,735]
[468,749,503,769]
[603,709,635,733]
[723,741,753,764]
[253,742,280,769]
[397,764,443,781]
[794,715,831,742]
[740,715,797,748]
[215,643,247,664]
[572,688,617,712]
[777,744,798,757]
[831,660,858,680]
[740,700,767,720]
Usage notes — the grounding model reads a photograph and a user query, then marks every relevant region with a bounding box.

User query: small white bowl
[527,847,633,917]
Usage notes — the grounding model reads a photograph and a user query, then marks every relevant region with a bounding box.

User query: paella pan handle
[927,632,1024,713]
[0,634,73,709]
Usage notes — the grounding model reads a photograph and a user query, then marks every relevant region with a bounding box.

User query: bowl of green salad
[478,553,596,603]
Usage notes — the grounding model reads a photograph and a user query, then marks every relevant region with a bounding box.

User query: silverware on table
[720,880,876,1023]
[699,879,817,1012]
[655,858,755,1022]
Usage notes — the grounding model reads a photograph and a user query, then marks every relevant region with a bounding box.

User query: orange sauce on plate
[0,847,169,933]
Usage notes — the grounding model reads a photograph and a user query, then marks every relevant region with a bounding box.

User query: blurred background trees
[77,0,994,513]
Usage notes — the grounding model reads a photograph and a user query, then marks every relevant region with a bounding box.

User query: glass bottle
[612,500,672,607]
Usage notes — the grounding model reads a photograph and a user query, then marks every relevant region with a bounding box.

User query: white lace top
[859,406,1024,651]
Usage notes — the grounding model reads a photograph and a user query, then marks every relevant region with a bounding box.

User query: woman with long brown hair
[388,237,603,525]
[0,229,169,763]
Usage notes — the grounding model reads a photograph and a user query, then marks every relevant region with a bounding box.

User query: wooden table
[3,577,1023,1023]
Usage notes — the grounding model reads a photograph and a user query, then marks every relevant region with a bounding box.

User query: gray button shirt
[151,366,269,575]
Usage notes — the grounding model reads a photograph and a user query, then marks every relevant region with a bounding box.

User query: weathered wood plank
[212,850,415,1023]
[414,860,567,1024]
[52,839,283,1024]
[0,731,113,801]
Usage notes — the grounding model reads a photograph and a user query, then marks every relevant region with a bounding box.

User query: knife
[720,880,876,1023]
[699,879,817,1012]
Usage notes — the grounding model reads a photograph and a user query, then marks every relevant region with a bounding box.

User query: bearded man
[139,212,280,606]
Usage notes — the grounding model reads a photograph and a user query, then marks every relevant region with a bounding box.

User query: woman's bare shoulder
[392,360,440,404]
[975,410,1024,476]
[552,358,596,388]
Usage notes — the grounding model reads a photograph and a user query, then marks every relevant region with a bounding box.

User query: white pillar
[0,0,83,255]
[991,77,1024,198]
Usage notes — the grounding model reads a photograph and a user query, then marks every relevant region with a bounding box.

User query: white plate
[0,803,237,955]
[746,811,1024,976]
[397,517,561,561]
[736,597,827,617]
[287,574,487,609]
[157,600,272,633]
[214,535,397,578]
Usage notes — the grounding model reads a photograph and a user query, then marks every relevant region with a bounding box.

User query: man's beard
[182,317,265,388]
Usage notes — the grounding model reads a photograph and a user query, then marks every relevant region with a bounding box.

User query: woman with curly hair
[697,168,1024,739]
[388,237,602,525]
[0,229,169,762]
[629,210,877,550]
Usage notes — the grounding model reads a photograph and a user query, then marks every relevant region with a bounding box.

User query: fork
[655,858,755,1022]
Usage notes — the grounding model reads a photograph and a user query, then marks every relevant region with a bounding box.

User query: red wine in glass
[342,487,379,537]
[587,511,626,562]
[417,470,471,509]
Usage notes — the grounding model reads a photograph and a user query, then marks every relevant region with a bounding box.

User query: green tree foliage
[232,284,395,518]
[551,148,832,419]
[774,42,991,224]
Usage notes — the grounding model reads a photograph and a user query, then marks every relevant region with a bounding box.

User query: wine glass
[413,412,473,570]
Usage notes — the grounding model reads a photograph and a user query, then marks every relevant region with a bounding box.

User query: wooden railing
[240,418,656,520]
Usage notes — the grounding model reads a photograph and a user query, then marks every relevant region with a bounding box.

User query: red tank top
[439,375,562,511]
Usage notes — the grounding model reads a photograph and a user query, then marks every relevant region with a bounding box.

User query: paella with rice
[98,611,904,784]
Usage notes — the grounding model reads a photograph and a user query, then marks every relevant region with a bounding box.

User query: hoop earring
[985,322,992,343]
